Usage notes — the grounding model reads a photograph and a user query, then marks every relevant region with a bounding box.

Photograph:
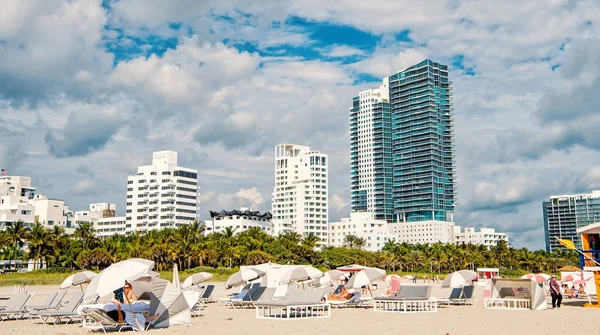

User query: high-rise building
[349,59,456,223]
[543,190,600,252]
[126,151,199,232]
[389,59,456,222]
[272,144,329,246]
[349,79,394,221]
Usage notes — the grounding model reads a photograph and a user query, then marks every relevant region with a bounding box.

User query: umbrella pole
[80,284,83,292]
[124,287,143,330]
[368,285,373,299]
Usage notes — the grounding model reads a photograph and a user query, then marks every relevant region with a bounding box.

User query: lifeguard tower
[575,223,600,307]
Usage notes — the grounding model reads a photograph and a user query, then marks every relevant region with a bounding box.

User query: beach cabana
[484,278,547,310]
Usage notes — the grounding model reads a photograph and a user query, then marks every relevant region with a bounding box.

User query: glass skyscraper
[389,59,456,222]
[543,191,600,252]
[349,59,456,223]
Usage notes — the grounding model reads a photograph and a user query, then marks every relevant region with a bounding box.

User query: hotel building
[271,144,329,246]
[126,151,199,232]
[203,208,273,235]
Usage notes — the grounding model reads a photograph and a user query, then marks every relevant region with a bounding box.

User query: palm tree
[6,220,29,271]
[302,233,320,250]
[343,234,357,249]
[74,222,96,251]
[26,223,51,270]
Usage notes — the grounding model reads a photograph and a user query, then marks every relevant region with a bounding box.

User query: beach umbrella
[562,274,582,282]
[182,272,213,288]
[573,279,587,286]
[280,266,323,289]
[384,274,401,282]
[84,258,154,303]
[148,270,161,278]
[60,271,97,290]
[520,274,550,284]
[172,263,181,290]
[224,268,265,289]
[442,270,477,288]
[345,268,386,289]
[325,270,346,281]
[336,264,368,272]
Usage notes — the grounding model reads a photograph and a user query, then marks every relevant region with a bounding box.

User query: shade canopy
[520,273,550,284]
[182,272,213,288]
[490,278,547,310]
[225,268,266,289]
[337,264,368,272]
[558,265,581,272]
[442,270,477,288]
[345,267,386,288]
[60,271,97,289]
[84,258,154,303]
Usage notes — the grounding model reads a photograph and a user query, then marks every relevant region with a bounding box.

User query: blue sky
[1,0,600,250]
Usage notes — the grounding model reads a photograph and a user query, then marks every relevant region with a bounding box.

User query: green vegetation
[0,220,577,286]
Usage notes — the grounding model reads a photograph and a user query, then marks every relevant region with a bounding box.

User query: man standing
[549,275,562,309]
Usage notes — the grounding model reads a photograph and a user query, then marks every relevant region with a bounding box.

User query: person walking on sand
[549,275,562,310]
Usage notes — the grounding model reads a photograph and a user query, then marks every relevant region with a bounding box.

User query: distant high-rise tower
[349,79,394,221]
[543,190,600,252]
[271,144,329,247]
[389,59,456,222]
[350,59,456,223]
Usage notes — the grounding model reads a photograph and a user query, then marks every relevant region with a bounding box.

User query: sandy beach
[0,283,596,335]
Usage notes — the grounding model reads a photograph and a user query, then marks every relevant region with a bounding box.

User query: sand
[0,282,596,335]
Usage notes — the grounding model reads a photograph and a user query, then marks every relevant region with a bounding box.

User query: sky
[1,0,599,250]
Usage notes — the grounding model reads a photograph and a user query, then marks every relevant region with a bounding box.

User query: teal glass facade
[543,194,600,252]
[389,59,456,222]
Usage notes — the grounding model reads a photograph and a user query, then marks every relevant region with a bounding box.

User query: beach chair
[255,287,331,320]
[0,293,33,321]
[329,291,369,308]
[231,285,267,309]
[36,292,84,325]
[200,284,216,303]
[28,290,68,313]
[437,286,476,306]
[374,285,437,313]
[81,308,132,333]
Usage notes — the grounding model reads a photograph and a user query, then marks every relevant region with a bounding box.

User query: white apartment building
[0,176,36,227]
[387,220,455,245]
[329,212,391,252]
[31,194,74,229]
[203,208,274,235]
[272,144,329,246]
[95,216,128,237]
[453,226,509,248]
[75,203,117,225]
[126,151,199,232]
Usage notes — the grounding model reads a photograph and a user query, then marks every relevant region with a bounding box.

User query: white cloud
[322,45,365,58]
[330,194,346,213]
[349,48,427,78]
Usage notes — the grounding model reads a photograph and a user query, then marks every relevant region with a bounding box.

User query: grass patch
[0,266,235,287]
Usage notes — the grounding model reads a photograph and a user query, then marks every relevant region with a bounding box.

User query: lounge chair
[36,292,84,325]
[81,308,132,333]
[255,287,331,319]
[220,283,258,306]
[329,291,370,308]
[437,286,476,306]
[374,285,437,313]
[28,290,68,312]
[200,284,215,303]
[0,293,33,321]
[230,286,267,309]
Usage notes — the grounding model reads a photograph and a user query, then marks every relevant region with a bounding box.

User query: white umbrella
[60,271,97,290]
[325,270,346,281]
[442,270,477,288]
[84,258,154,303]
[345,268,386,289]
[182,272,213,288]
[279,266,323,285]
[173,263,181,290]
[225,268,265,289]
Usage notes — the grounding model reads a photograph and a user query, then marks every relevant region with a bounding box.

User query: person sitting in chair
[328,286,353,301]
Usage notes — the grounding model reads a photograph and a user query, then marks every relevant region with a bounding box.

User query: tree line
[0,220,578,274]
